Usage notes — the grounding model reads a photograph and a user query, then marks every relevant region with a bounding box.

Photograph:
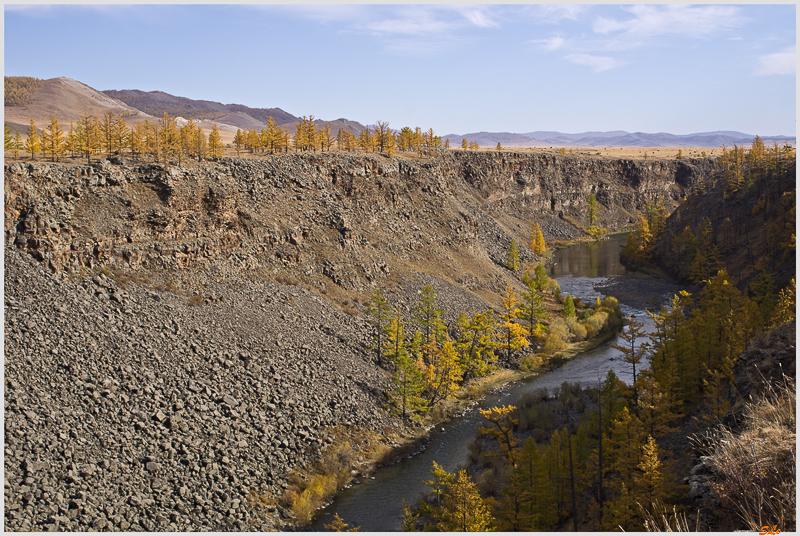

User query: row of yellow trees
[6,112,225,164]
[5,112,455,162]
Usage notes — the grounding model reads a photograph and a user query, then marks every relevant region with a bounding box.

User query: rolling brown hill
[4,76,148,135]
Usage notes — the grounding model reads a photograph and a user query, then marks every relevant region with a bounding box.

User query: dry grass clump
[640,502,700,532]
[282,427,393,525]
[276,274,301,286]
[701,374,796,531]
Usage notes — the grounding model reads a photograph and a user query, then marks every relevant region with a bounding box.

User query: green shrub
[602,296,621,315]
[520,353,543,373]
[565,317,587,341]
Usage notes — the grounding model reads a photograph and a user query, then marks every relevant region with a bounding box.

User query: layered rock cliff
[5,152,712,297]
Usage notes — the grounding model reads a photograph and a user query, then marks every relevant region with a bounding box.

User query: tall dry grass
[640,502,700,532]
[700,374,796,531]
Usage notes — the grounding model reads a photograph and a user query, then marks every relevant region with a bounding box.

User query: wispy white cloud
[254,4,369,25]
[566,53,621,73]
[365,15,452,37]
[531,36,566,51]
[753,47,796,76]
[593,5,745,40]
[258,4,500,55]
[532,5,589,24]
[449,5,500,29]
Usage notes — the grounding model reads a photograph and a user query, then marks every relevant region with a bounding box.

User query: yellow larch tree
[25,118,41,160]
[530,222,547,255]
[496,287,529,362]
[208,123,224,159]
[43,115,65,162]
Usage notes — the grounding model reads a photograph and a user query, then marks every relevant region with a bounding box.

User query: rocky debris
[3,247,394,531]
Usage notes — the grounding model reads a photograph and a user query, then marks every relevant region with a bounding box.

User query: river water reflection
[311,233,662,531]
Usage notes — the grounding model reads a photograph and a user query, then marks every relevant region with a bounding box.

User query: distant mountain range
[4,76,795,148]
[443,130,795,149]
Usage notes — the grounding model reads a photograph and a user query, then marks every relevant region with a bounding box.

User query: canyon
[4,150,714,531]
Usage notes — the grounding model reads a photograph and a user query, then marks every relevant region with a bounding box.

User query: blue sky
[4,3,796,136]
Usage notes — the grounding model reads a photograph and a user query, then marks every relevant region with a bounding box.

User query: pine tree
[422,336,462,407]
[516,437,557,529]
[12,131,22,159]
[455,310,497,382]
[496,287,529,362]
[365,289,392,366]
[264,117,281,153]
[385,309,427,421]
[100,111,116,155]
[439,470,494,531]
[25,119,41,160]
[425,461,453,509]
[634,436,666,516]
[519,273,549,339]
[115,116,129,155]
[413,285,446,363]
[609,317,648,406]
[479,405,519,465]
[532,263,549,293]
[129,121,145,161]
[563,294,576,318]
[208,124,224,159]
[374,120,391,153]
[44,115,65,162]
[530,222,546,255]
[158,112,180,163]
[323,513,360,532]
[587,193,599,226]
[246,128,260,153]
[76,114,100,163]
[397,127,414,152]
[233,129,245,156]
[772,277,796,326]
[4,122,13,151]
[192,122,207,160]
[507,238,521,271]
[322,123,335,153]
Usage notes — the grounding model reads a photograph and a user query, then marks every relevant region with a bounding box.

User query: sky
[4,3,796,136]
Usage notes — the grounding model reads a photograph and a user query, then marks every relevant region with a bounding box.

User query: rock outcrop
[5,152,711,294]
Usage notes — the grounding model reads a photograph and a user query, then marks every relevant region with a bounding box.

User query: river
[311,234,664,531]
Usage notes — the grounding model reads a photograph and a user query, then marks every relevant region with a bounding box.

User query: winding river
[311,234,663,531]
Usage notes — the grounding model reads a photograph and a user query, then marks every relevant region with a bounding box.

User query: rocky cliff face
[4,152,711,296]
[3,151,714,531]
